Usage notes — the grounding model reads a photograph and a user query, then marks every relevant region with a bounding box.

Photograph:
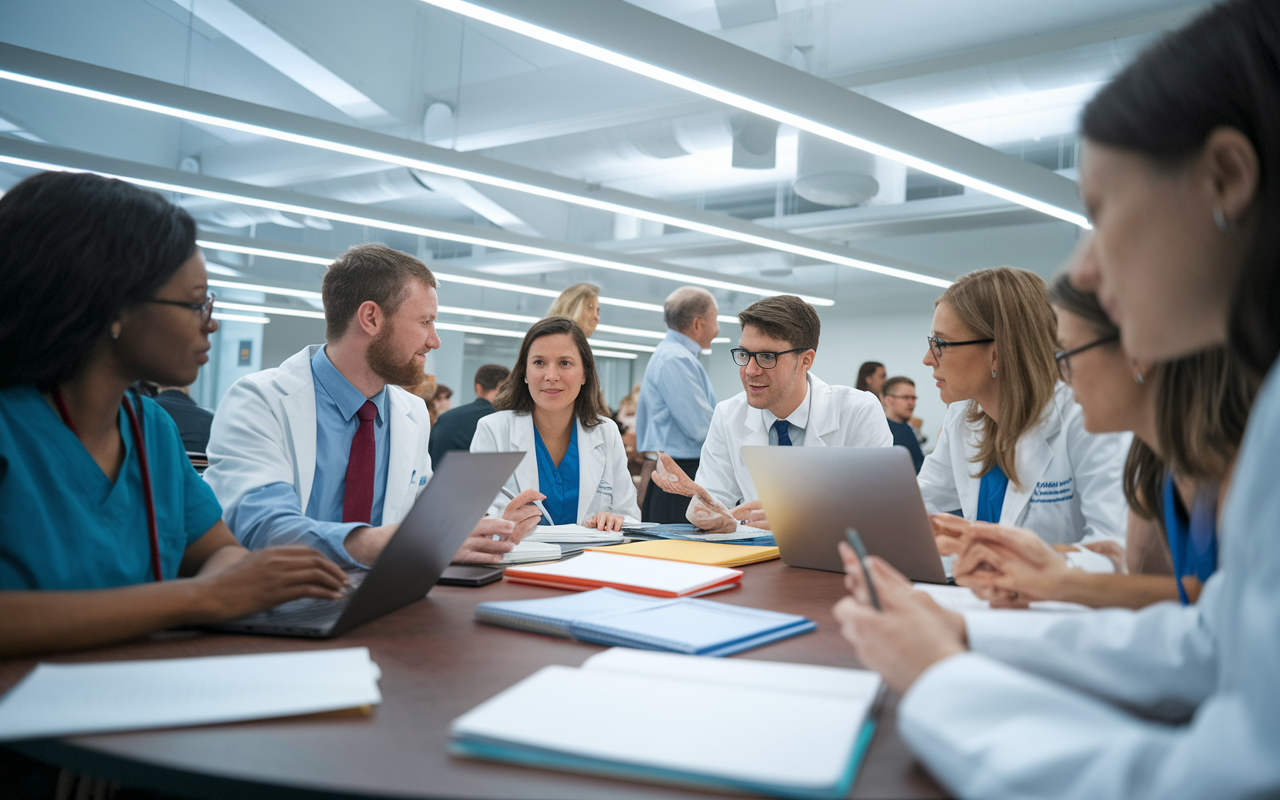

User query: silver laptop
[742,446,948,583]
[207,451,524,638]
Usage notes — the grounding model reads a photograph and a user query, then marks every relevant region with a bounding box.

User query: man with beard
[688,295,893,531]
[205,244,539,568]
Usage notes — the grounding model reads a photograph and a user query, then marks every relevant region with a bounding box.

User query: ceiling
[0,0,1211,343]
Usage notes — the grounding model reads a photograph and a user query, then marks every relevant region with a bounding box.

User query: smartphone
[438,565,504,587]
[844,528,882,611]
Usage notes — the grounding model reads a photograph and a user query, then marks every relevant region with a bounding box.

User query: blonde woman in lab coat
[471,316,640,531]
[834,1,1280,796]
[917,266,1130,570]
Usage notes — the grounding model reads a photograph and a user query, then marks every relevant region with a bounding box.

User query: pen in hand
[844,528,882,611]
[498,486,553,536]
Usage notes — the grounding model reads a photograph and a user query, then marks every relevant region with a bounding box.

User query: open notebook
[504,551,743,597]
[451,648,883,799]
[475,587,814,656]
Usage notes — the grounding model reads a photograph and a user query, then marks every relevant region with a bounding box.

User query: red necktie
[342,400,377,523]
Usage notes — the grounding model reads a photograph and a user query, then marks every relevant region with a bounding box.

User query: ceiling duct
[793,132,907,208]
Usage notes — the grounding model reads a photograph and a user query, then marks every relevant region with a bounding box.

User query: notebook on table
[586,539,779,567]
[475,587,814,656]
[525,524,626,545]
[503,551,742,598]
[450,648,883,800]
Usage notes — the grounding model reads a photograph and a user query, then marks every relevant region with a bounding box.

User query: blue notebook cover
[476,588,813,656]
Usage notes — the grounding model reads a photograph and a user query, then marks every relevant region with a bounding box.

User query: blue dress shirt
[534,424,580,525]
[636,329,717,458]
[976,464,1009,524]
[225,347,390,569]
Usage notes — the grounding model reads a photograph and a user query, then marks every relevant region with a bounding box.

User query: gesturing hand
[929,513,971,556]
[833,542,967,694]
[584,512,626,532]
[951,522,1069,606]
[730,500,769,530]
[453,518,516,564]
[192,546,350,622]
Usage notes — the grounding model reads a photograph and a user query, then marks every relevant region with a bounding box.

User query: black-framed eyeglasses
[146,292,216,325]
[926,334,994,362]
[730,347,807,369]
[1055,334,1120,383]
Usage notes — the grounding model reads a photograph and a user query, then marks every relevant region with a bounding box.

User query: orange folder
[585,539,780,568]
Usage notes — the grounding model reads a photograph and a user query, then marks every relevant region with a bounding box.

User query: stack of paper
[0,648,381,741]
[451,648,882,799]
[524,524,625,545]
[587,539,779,567]
[476,587,814,656]
[504,551,742,597]
[501,540,568,565]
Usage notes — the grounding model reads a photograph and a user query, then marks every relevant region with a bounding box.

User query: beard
[367,321,424,387]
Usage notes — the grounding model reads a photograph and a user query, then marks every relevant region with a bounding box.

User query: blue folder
[475,588,814,656]
[623,523,777,547]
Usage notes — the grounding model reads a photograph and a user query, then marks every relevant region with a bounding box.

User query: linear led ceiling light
[433,321,636,359]
[201,238,741,325]
[414,0,1090,230]
[212,312,269,324]
[0,139,835,305]
[0,43,952,288]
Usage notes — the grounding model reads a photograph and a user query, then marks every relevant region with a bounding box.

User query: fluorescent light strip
[586,339,656,353]
[416,1,1088,232]
[590,349,639,360]
[0,150,827,303]
[212,312,269,324]
[202,244,738,325]
[0,53,955,287]
[217,300,324,319]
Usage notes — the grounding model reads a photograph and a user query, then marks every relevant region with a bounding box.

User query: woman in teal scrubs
[0,172,348,658]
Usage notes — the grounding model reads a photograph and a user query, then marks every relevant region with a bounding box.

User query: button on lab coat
[470,410,641,523]
[204,345,432,525]
[916,382,1130,545]
[895,363,1280,799]
[694,373,893,511]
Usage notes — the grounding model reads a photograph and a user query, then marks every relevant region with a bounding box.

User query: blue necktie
[773,419,793,446]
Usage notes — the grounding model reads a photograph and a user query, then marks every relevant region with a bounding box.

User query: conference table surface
[0,558,948,800]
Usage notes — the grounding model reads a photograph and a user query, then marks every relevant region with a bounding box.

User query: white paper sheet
[0,647,381,741]
[507,551,740,595]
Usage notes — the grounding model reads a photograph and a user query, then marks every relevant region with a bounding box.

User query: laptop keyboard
[229,569,368,629]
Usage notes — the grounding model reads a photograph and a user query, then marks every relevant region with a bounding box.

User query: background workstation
[0,0,1218,797]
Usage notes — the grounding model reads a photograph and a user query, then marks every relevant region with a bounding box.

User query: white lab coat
[916,382,1130,545]
[204,345,432,525]
[896,363,1280,799]
[470,410,641,523]
[693,373,893,511]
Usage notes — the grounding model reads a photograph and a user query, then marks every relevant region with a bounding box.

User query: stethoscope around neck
[53,386,163,582]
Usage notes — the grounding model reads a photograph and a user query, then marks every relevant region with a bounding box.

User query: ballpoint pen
[499,486,553,530]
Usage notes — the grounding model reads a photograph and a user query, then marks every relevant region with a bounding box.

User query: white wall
[704,310,946,445]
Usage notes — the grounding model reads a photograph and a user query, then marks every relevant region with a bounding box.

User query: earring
[991,369,997,378]
[110,324,121,341]
[1214,208,1233,233]
[1134,371,1145,384]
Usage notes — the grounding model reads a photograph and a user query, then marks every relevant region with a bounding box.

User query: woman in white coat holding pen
[472,317,640,531]
[918,266,1130,569]
[834,1,1280,796]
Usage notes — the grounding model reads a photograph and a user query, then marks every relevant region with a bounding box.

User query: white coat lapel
[381,388,424,523]
[1002,410,1060,525]
[509,414,538,494]
[577,418,608,520]
[280,347,320,510]
[803,375,837,446]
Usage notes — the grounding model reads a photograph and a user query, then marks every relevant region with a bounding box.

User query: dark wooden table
[0,559,946,799]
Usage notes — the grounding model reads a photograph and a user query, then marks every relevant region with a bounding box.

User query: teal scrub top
[0,385,222,590]
[534,424,580,526]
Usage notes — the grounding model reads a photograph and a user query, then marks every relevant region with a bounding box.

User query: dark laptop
[206,451,523,638]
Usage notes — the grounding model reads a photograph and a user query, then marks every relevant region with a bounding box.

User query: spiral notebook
[503,551,742,597]
[451,649,882,800]
[475,588,814,656]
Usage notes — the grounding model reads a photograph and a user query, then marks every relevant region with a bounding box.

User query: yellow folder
[586,539,780,568]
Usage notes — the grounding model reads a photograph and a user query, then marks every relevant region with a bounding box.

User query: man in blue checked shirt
[635,287,720,523]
